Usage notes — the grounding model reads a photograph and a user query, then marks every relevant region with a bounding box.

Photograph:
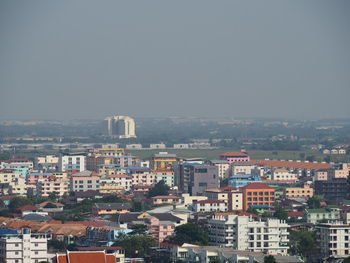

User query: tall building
[0,229,49,263]
[105,116,136,138]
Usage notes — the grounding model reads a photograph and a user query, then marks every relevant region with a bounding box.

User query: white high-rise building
[105,116,136,138]
[0,229,49,263]
[59,154,86,174]
[208,214,289,255]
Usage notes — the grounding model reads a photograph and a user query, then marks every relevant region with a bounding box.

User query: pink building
[220,152,250,164]
[145,216,176,242]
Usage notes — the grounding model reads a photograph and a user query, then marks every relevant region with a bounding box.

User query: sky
[0,0,349,120]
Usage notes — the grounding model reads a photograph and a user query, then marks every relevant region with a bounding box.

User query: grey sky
[1,1,349,120]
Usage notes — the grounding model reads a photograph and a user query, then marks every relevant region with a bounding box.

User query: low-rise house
[92,203,131,216]
[36,201,64,213]
[151,195,181,205]
[287,211,304,221]
[75,247,125,263]
[181,194,208,208]
[192,200,228,213]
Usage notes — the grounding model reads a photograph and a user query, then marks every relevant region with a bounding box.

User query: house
[305,207,341,224]
[287,211,304,221]
[54,250,118,263]
[92,203,131,216]
[36,201,64,213]
[151,195,181,205]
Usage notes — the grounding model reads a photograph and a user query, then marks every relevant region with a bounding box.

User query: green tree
[130,224,148,235]
[171,223,209,245]
[343,256,350,263]
[148,180,170,198]
[307,195,324,209]
[289,230,317,260]
[264,255,277,263]
[48,192,58,202]
[113,234,157,257]
[273,206,288,221]
[9,197,33,211]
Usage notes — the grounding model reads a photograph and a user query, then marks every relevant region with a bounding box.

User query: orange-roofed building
[241,182,275,211]
[54,251,119,263]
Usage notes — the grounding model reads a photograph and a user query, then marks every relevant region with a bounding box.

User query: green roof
[307,209,327,213]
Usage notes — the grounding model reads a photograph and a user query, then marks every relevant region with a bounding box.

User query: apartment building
[151,152,177,170]
[284,185,314,201]
[151,196,181,205]
[231,162,256,176]
[70,176,100,192]
[127,167,156,186]
[0,169,22,184]
[219,152,250,164]
[208,214,289,255]
[204,187,243,211]
[316,222,350,259]
[193,200,228,213]
[0,229,49,263]
[314,177,350,200]
[211,160,230,179]
[306,208,341,224]
[101,174,132,191]
[241,183,275,211]
[271,168,298,182]
[59,154,86,175]
[155,169,175,187]
[37,178,69,197]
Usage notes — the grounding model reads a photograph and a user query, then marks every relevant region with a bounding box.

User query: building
[0,229,48,263]
[220,152,250,164]
[208,214,289,255]
[241,183,275,211]
[204,187,243,211]
[181,194,208,208]
[228,174,261,189]
[328,163,349,179]
[271,168,298,182]
[151,196,181,205]
[231,162,256,176]
[316,222,350,259]
[315,170,328,181]
[155,169,175,187]
[192,200,227,213]
[150,144,166,149]
[70,175,100,192]
[59,154,86,175]
[127,167,156,186]
[284,185,314,201]
[92,203,131,216]
[37,177,69,197]
[314,177,350,200]
[306,208,341,224]
[105,115,136,138]
[151,152,177,170]
[211,160,231,179]
[54,250,119,263]
[99,174,132,193]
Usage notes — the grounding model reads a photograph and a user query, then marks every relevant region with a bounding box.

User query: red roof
[194,200,225,204]
[287,211,304,217]
[17,205,37,211]
[3,158,30,163]
[241,182,274,190]
[65,221,107,227]
[218,186,237,191]
[220,152,249,157]
[56,251,116,263]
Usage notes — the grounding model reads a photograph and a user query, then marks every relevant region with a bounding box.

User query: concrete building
[231,162,256,176]
[228,174,262,189]
[204,187,243,211]
[284,185,313,201]
[314,177,350,200]
[70,175,100,192]
[208,214,289,255]
[59,154,86,175]
[151,152,177,170]
[306,208,341,224]
[105,115,136,138]
[0,229,49,263]
[99,174,132,192]
[241,183,275,211]
[181,194,208,208]
[220,152,250,164]
[155,169,175,187]
[192,200,227,213]
[211,160,230,179]
[151,195,181,205]
[316,222,350,259]
[37,178,70,197]
[150,143,166,149]
[127,167,156,186]
[271,168,298,182]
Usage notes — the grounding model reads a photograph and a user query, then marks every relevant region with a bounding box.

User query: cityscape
[1,1,350,263]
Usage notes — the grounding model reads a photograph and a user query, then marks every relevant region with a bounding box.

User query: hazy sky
[1,1,349,120]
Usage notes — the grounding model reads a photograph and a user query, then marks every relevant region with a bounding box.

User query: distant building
[241,183,275,211]
[306,208,341,224]
[173,144,189,149]
[284,185,314,201]
[314,177,350,200]
[220,152,250,164]
[151,152,177,170]
[150,143,166,149]
[228,174,261,188]
[211,160,231,179]
[59,153,86,175]
[105,115,136,138]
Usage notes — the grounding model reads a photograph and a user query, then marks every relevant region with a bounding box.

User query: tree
[9,197,33,211]
[289,230,317,259]
[307,195,324,209]
[170,223,209,245]
[343,256,350,263]
[113,234,157,258]
[148,180,170,198]
[48,192,58,202]
[306,155,315,162]
[130,224,148,235]
[273,206,288,221]
[264,255,277,263]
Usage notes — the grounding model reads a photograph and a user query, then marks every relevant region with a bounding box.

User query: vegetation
[148,180,170,198]
[9,197,34,211]
[113,233,157,258]
[289,230,317,260]
[264,255,277,263]
[170,223,209,245]
[273,206,288,221]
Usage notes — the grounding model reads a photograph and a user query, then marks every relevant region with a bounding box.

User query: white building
[126,144,142,149]
[211,160,230,179]
[103,174,132,191]
[150,143,166,149]
[173,144,190,149]
[59,154,86,174]
[192,200,227,213]
[208,214,289,255]
[231,162,256,176]
[37,178,70,197]
[271,168,298,182]
[0,229,49,263]
[316,222,350,259]
[105,115,136,138]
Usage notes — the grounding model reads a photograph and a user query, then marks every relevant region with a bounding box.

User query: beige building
[284,185,314,200]
[37,178,70,197]
[204,187,243,211]
[231,162,256,176]
[9,177,27,196]
[315,170,328,181]
[328,163,349,179]
[271,168,298,182]
[211,160,231,179]
[181,193,208,208]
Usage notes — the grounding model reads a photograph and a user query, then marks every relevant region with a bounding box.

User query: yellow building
[284,185,314,200]
[152,152,177,170]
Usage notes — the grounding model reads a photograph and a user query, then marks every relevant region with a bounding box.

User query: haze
[1,1,349,120]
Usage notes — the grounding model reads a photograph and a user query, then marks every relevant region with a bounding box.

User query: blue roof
[29,173,52,176]
[0,229,17,236]
[126,166,151,170]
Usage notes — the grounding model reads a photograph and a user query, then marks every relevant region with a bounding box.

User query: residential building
[126,144,142,149]
[70,175,100,192]
[208,214,289,255]
[92,203,131,216]
[37,177,69,197]
[228,174,261,188]
[271,168,298,182]
[314,177,350,200]
[284,185,314,201]
[192,200,228,213]
[211,160,230,179]
[173,144,189,149]
[127,167,156,186]
[241,183,275,211]
[316,222,350,259]
[54,250,119,263]
[0,229,48,263]
[204,187,243,211]
[100,174,132,192]
[59,154,86,175]
[220,152,250,164]
[181,194,208,208]
[306,208,341,224]
[151,152,177,170]
[231,162,256,176]
[155,169,175,187]
[9,177,27,196]
[151,196,181,205]
[328,163,349,179]
[150,144,166,149]
[315,170,328,181]
[26,172,67,185]
[0,158,34,170]
[340,206,350,225]
[0,169,22,184]
[105,115,136,138]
